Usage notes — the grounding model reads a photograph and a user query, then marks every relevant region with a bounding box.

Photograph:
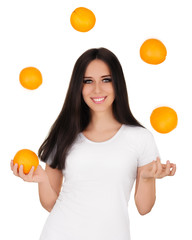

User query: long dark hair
[38,47,145,170]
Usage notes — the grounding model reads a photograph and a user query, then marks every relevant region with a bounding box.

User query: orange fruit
[19,67,42,90]
[70,7,96,32]
[13,149,39,174]
[150,106,178,133]
[140,38,167,64]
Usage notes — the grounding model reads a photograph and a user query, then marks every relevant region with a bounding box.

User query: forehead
[84,59,111,76]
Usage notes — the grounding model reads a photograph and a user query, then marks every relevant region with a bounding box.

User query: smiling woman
[27,47,175,240]
[10,47,176,240]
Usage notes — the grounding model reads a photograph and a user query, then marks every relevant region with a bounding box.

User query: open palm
[140,157,176,179]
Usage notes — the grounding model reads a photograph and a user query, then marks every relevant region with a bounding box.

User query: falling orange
[70,7,96,32]
[13,149,39,174]
[150,106,178,133]
[140,38,167,64]
[19,67,42,90]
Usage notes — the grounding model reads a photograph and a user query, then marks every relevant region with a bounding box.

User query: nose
[94,82,102,93]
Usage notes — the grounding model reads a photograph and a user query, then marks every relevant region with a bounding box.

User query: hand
[140,157,176,180]
[10,160,48,183]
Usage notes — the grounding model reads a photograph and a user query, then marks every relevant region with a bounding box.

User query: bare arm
[38,164,63,212]
[11,160,63,212]
[134,157,176,215]
[134,162,156,215]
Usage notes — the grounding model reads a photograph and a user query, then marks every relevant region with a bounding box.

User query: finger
[10,160,14,170]
[28,166,35,179]
[155,157,162,177]
[152,160,157,173]
[169,164,176,176]
[161,163,174,168]
[168,163,175,167]
[165,160,171,176]
[19,165,27,180]
[13,163,19,176]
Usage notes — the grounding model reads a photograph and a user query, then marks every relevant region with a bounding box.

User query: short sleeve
[137,129,160,167]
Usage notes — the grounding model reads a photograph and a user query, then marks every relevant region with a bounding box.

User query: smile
[91,96,107,104]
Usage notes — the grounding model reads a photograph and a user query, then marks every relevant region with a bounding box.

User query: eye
[83,78,112,84]
[102,78,112,82]
[83,79,92,84]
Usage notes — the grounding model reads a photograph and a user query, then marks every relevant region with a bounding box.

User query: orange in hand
[140,38,167,64]
[70,7,96,32]
[19,67,42,90]
[13,149,39,174]
[150,106,178,133]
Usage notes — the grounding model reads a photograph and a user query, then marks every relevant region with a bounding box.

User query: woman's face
[82,59,115,113]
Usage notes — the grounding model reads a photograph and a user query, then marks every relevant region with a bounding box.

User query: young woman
[11,47,176,240]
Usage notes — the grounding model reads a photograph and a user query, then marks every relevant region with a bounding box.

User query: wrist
[140,175,155,182]
[38,174,49,184]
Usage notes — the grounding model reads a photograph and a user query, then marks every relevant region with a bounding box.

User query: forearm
[38,177,58,212]
[135,177,156,215]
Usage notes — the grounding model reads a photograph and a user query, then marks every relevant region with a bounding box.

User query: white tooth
[93,98,104,102]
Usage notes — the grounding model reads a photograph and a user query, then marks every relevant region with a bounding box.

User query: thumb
[33,164,44,174]
[36,164,43,170]
[152,160,157,173]
[36,164,45,171]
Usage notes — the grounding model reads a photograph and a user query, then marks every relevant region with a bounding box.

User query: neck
[88,110,120,132]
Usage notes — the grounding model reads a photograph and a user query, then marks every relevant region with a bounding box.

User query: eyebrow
[83,75,111,78]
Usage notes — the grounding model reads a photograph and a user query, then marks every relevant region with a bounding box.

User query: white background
[1,0,191,239]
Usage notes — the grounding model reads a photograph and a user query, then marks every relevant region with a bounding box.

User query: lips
[91,96,107,103]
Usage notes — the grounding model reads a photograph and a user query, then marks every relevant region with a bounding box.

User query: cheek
[82,86,91,98]
[105,84,115,95]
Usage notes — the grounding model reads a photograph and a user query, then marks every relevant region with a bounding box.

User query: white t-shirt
[39,124,160,240]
